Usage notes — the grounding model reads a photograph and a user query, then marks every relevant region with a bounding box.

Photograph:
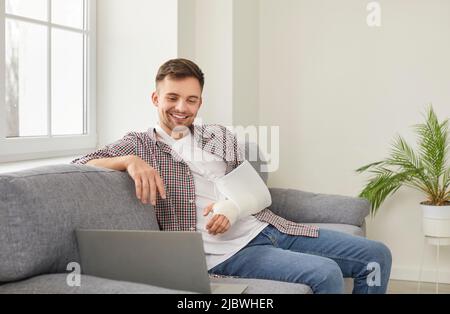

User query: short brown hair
[156,59,205,90]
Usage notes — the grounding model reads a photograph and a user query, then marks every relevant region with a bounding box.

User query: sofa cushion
[268,188,370,227]
[210,276,312,294]
[0,165,159,284]
[0,273,312,294]
[0,274,191,294]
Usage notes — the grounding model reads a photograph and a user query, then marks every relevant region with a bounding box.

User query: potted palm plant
[357,106,450,237]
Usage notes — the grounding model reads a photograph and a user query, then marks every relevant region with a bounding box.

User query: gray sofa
[0,148,369,294]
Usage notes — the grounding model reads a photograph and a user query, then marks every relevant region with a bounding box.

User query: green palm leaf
[357,105,450,214]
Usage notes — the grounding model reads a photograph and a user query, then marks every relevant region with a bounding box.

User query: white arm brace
[212,160,272,225]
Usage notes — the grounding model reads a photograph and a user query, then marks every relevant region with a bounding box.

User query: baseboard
[391,266,450,284]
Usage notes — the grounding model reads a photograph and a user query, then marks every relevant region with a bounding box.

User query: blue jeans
[209,225,392,294]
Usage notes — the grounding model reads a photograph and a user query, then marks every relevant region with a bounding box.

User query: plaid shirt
[72,124,319,238]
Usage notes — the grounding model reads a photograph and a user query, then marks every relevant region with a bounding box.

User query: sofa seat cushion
[0,274,192,294]
[0,274,312,294]
[210,276,312,294]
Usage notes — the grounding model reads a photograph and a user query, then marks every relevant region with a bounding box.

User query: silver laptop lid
[76,230,212,294]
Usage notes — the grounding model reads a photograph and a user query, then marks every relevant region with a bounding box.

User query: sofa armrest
[268,188,370,227]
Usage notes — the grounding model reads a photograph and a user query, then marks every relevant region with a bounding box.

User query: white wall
[259,0,450,283]
[96,0,178,146]
[177,0,260,127]
[233,0,260,127]
[193,0,234,126]
[178,0,196,60]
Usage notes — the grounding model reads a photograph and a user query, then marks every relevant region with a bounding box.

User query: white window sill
[0,155,81,174]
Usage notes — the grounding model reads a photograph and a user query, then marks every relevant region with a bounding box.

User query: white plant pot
[422,204,450,237]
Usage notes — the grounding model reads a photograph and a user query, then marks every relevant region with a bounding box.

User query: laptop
[76,229,248,294]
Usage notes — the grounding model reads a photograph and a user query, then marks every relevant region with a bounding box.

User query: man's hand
[125,155,166,206]
[203,203,231,236]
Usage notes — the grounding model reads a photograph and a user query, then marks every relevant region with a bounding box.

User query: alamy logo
[367,1,382,27]
[66,262,81,287]
[166,117,281,173]
[366,262,381,287]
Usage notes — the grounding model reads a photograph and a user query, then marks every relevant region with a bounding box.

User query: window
[0,0,96,162]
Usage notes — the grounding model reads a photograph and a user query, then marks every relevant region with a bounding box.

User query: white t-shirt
[154,124,268,270]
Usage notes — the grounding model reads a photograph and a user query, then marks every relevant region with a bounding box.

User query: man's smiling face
[152,76,203,138]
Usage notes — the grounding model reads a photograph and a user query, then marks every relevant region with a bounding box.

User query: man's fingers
[141,177,149,204]
[134,178,142,200]
[216,220,230,235]
[206,214,219,230]
[207,216,231,235]
[129,163,165,205]
[215,218,230,235]
[149,178,157,206]
[203,203,215,216]
[206,216,218,230]
[209,216,225,234]
[155,174,167,199]
[212,217,227,235]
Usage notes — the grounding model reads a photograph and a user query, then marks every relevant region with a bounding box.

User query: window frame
[0,0,97,163]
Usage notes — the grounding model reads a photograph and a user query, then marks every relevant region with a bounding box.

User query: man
[72,58,392,294]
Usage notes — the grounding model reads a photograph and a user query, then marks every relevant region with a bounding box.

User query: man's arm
[72,133,166,205]
[86,155,134,171]
[213,160,271,223]
[85,155,166,206]
[71,132,139,165]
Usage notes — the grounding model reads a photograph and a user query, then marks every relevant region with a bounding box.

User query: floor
[343,279,450,294]
[387,279,450,294]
